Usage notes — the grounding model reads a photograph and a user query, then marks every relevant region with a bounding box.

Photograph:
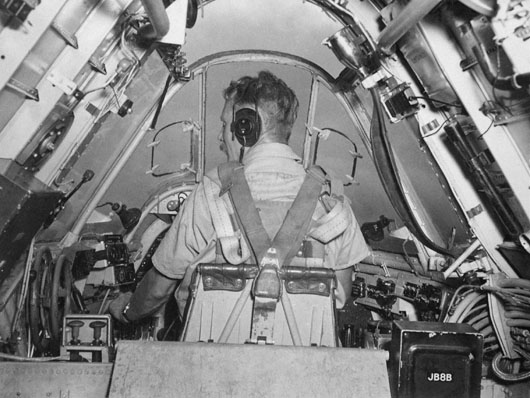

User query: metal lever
[44,170,95,228]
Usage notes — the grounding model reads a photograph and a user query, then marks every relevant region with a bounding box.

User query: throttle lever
[43,169,95,228]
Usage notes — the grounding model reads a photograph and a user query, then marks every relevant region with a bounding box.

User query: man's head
[219,71,299,161]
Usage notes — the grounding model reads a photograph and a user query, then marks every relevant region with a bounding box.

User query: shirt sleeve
[152,183,216,279]
[326,203,371,270]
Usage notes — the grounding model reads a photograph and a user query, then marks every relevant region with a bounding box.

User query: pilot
[110,70,370,327]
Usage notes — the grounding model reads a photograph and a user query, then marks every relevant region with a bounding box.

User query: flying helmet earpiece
[230,107,261,147]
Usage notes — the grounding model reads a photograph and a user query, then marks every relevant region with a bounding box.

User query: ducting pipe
[377,0,442,54]
[139,0,170,40]
[471,46,530,90]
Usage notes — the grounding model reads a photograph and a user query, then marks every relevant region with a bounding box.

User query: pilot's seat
[179,161,351,347]
[181,262,337,346]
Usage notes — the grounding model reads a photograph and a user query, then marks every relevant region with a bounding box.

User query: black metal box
[389,321,483,398]
[0,159,62,281]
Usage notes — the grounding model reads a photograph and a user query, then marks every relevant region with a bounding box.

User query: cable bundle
[482,278,530,381]
[445,286,499,356]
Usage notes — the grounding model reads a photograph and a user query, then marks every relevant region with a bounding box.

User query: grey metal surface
[109,340,391,398]
[0,362,112,398]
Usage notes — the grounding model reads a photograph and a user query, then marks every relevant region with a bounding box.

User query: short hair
[223,71,299,141]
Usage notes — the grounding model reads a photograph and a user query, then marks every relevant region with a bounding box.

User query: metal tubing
[140,0,170,39]
[0,262,25,313]
[443,239,482,279]
[444,118,523,238]
[217,282,252,344]
[377,0,442,54]
[280,293,303,346]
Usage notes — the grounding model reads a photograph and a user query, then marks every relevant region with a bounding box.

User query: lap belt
[218,161,325,344]
[197,263,334,297]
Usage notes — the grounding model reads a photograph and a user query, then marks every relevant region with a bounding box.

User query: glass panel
[313,86,400,227]
[100,71,199,207]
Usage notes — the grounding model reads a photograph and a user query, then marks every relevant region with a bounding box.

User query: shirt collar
[244,142,301,165]
[243,143,303,175]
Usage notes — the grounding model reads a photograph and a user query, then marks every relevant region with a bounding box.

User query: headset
[230,106,261,147]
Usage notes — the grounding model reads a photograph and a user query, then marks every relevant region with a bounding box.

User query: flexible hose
[501,288,530,298]
[471,47,530,90]
[487,278,530,369]
[465,307,488,323]
[377,0,443,54]
[480,325,497,341]
[463,303,488,323]
[484,339,498,346]
[506,319,530,328]
[498,279,530,290]
[11,237,35,334]
[139,0,170,40]
[443,285,477,321]
[470,316,490,332]
[492,351,530,381]
[447,292,482,322]
[505,311,530,321]
[455,293,485,323]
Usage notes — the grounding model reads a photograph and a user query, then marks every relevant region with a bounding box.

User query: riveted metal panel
[109,340,391,398]
[0,362,112,398]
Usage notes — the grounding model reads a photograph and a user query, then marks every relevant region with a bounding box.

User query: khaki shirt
[153,143,370,311]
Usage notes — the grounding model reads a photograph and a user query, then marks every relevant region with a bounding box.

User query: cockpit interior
[1,0,530,397]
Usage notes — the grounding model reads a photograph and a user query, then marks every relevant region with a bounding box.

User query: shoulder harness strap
[218,162,325,267]
[203,168,251,264]
[218,161,271,265]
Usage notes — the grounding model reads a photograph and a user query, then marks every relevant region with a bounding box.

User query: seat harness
[218,161,324,344]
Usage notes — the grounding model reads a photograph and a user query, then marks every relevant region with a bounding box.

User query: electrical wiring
[471,317,491,332]
[479,325,494,336]
[463,304,488,324]
[11,237,35,337]
[98,288,112,315]
[481,277,530,376]
[498,278,530,290]
[505,310,530,321]
[477,118,495,139]
[514,346,530,362]
[502,288,530,297]
[506,319,530,328]
[481,285,530,306]
[120,18,141,66]
[443,284,478,321]
[111,86,122,110]
[446,290,483,323]
[463,302,488,317]
[84,85,107,96]
[492,351,530,382]
[453,292,485,323]
[408,95,464,109]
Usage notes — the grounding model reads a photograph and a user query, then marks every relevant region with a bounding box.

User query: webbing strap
[273,168,324,266]
[218,162,325,267]
[218,162,271,264]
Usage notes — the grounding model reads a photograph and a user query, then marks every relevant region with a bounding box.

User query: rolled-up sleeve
[326,204,371,270]
[152,183,216,279]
